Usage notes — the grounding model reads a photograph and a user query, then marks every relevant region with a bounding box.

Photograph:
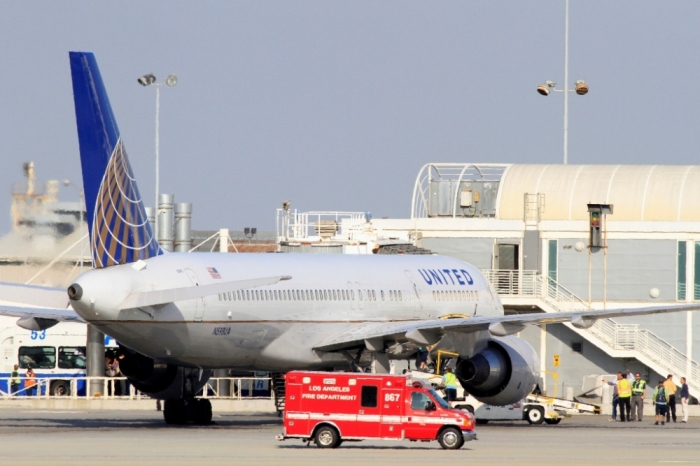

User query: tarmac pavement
[0,409,697,465]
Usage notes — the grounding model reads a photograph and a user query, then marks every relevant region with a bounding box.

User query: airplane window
[351,290,355,300]
[332,290,337,300]
[371,290,376,301]
[244,290,249,300]
[218,294,222,301]
[381,290,385,301]
[236,291,241,300]
[399,290,403,301]
[358,290,363,301]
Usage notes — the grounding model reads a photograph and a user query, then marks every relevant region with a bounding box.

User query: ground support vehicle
[409,370,568,425]
[276,371,477,449]
[0,318,118,396]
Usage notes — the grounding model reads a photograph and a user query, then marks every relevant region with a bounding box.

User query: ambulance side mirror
[425,401,436,411]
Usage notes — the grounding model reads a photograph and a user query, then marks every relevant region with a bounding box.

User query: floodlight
[138,74,156,86]
[575,80,589,95]
[165,74,178,87]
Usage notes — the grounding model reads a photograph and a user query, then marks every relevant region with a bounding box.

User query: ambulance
[276,371,477,450]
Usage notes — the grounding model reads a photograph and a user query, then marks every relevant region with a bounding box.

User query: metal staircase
[482,270,699,398]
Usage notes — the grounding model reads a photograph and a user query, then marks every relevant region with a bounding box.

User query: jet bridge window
[360,385,378,408]
[19,346,56,369]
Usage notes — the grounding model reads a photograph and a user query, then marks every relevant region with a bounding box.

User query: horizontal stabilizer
[118,275,292,309]
[0,282,69,309]
[0,305,82,323]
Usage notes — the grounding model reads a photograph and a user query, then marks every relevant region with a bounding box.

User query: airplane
[1,51,698,425]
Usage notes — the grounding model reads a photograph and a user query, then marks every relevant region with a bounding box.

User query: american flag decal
[207,267,221,279]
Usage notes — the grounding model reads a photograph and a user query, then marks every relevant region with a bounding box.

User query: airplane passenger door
[347,282,355,310]
[184,268,205,322]
[355,282,365,310]
[404,270,424,320]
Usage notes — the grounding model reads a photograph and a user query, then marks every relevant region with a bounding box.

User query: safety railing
[200,377,273,400]
[0,376,273,400]
[482,269,700,393]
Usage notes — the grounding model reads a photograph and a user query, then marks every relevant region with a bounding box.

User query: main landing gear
[163,398,213,425]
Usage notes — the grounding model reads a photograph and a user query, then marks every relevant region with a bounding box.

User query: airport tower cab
[277,371,477,449]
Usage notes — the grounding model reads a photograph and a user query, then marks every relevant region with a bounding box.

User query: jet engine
[454,336,538,405]
[118,348,211,399]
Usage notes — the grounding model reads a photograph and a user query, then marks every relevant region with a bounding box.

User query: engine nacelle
[118,349,211,399]
[455,335,538,405]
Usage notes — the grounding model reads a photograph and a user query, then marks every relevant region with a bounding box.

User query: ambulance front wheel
[314,425,341,449]
[438,427,464,450]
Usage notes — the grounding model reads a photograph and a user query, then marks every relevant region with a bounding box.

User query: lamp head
[137,74,156,86]
[165,74,178,87]
[575,80,589,96]
[537,80,555,96]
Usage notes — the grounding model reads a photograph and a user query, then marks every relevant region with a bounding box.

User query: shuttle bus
[0,316,117,396]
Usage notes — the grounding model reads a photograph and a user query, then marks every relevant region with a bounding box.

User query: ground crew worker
[442,367,458,407]
[630,372,646,421]
[24,367,37,396]
[653,379,670,426]
[617,372,632,422]
[10,364,21,395]
[663,374,677,423]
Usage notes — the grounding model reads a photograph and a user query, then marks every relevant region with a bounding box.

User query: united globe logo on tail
[70,51,162,268]
[91,139,161,267]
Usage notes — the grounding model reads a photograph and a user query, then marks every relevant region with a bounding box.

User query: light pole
[63,179,85,273]
[138,73,178,240]
[536,0,588,165]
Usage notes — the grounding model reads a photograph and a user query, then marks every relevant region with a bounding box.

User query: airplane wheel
[438,427,464,450]
[163,399,187,425]
[50,380,71,397]
[526,407,545,425]
[314,425,340,448]
[193,399,213,425]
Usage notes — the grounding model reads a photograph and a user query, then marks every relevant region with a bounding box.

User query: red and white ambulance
[276,371,477,449]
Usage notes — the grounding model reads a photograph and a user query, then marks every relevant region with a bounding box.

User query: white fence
[0,376,273,400]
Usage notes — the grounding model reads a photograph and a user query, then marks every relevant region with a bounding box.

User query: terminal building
[278,163,700,399]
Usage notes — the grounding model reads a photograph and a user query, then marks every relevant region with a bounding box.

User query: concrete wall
[556,239,677,302]
[420,237,496,270]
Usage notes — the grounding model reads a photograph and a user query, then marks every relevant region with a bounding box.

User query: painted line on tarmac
[25,410,88,414]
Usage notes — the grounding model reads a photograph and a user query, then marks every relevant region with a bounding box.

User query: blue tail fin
[69,52,162,268]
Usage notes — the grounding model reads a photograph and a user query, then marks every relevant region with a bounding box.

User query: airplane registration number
[212,326,231,336]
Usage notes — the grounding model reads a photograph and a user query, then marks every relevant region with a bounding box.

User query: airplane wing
[314,303,700,352]
[0,282,82,331]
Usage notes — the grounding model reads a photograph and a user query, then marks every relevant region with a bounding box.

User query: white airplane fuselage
[70,253,502,370]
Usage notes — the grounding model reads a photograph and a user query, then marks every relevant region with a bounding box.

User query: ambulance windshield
[428,388,451,409]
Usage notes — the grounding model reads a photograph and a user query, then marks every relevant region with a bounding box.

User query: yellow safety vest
[443,372,457,388]
[618,379,632,397]
[10,370,20,385]
[631,380,646,395]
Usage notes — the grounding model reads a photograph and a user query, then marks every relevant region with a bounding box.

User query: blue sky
[1,1,699,233]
